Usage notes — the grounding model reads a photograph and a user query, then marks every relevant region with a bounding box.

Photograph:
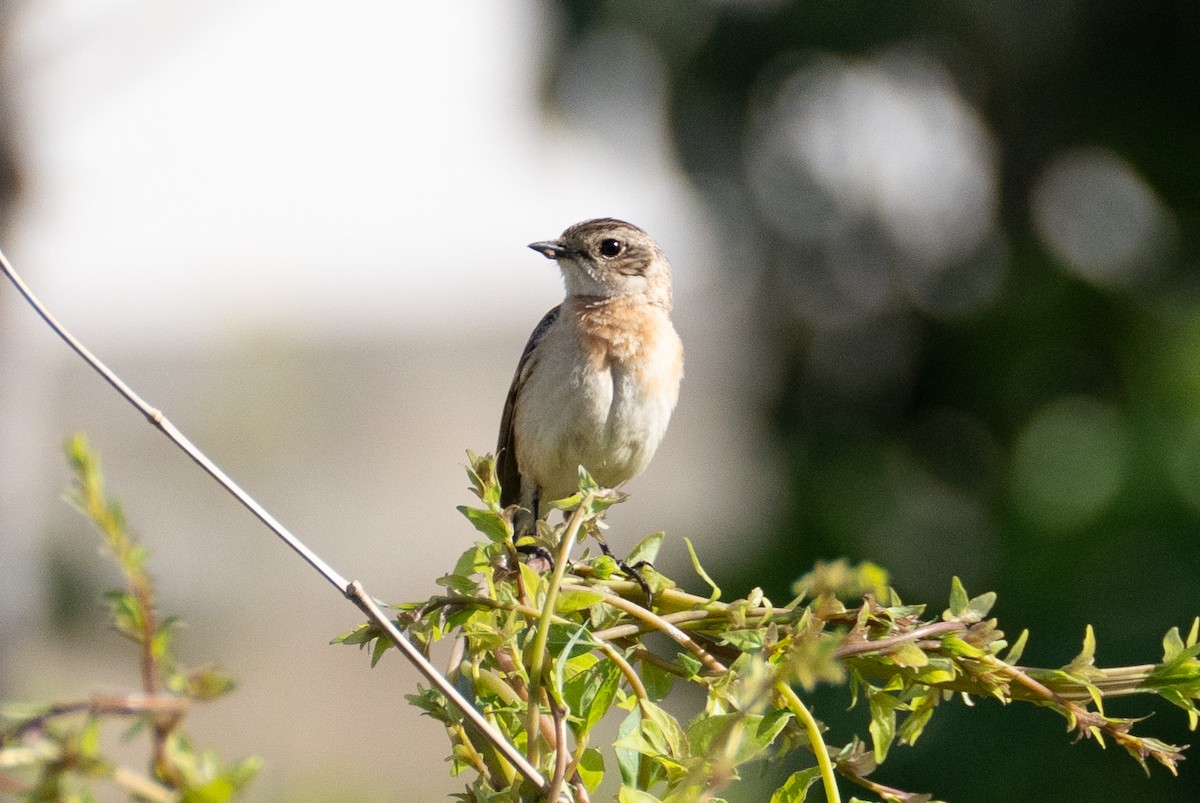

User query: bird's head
[528,218,673,308]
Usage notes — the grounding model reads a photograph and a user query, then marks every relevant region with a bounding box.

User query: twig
[834,620,967,658]
[562,583,727,674]
[526,495,592,769]
[547,704,569,803]
[2,693,190,739]
[0,248,348,593]
[110,767,176,803]
[426,594,648,700]
[345,583,547,790]
[837,762,926,802]
[0,247,549,797]
[592,609,721,641]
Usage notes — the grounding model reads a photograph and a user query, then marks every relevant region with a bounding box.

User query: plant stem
[546,704,569,803]
[525,495,592,772]
[433,594,649,701]
[776,682,840,803]
[562,584,727,673]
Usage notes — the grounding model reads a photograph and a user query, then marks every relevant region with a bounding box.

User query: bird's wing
[497,305,562,508]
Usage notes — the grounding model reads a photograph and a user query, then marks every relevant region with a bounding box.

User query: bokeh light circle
[1031,146,1177,288]
[1010,397,1129,532]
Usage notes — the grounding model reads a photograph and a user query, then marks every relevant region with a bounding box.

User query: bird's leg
[514,488,555,570]
[593,532,654,606]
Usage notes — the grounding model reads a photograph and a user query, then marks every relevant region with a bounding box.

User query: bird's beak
[528,239,568,260]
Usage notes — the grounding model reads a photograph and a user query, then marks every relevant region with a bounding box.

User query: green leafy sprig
[0,434,259,802]
[339,453,1200,802]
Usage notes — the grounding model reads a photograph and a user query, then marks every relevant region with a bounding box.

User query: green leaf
[436,544,491,593]
[331,622,376,646]
[897,691,939,747]
[721,628,767,653]
[638,565,676,598]
[556,589,605,614]
[888,641,929,669]
[587,488,630,516]
[187,666,237,701]
[550,624,598,702]
[150,617,178,661]
[945,576,969,619]
[941,635,987,659]
[1003,628,1030,665]
[616,705,645,786]
[406,687,453,723]
[914,655,957,686]
[548,490,585,511]
[614,701,688,785]
[577,465,600,493]
[641,660,676,701]
[125,542,149,571]
[632,700,688,758]
[451,543,490,577]
[577,747,605,793]
[464,451,502,509]
[439,572,484,595]
[104,590,144,641]
[179,753,262,803]
[1163,626,1186,662]
[684,537,721,601]
[1064,625,1097,673]
[618,788,663,803]
[626,532,664,567]
[677,653,703,679]
[965,591,997,622]
[769,767,823,803]
[79,715,102,757]
[868,691,903,763]
[792,559,891,602]
[1156,631,1200,675]
[65,431,91,471]
[563,656,623,736]
[688,710,790,766]
[518,561,547,607]
[370,635,392,667]
[457,505,510,542]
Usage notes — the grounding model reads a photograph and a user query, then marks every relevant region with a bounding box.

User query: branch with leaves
[0,242,553,799]
[339,453,1200,803]
[0,436,259,802]
[3,248,1198,801]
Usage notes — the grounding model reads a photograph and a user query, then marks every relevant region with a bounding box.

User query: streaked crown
[528,218,673,306]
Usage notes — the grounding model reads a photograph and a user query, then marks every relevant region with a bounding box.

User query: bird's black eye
[599,238,623,258]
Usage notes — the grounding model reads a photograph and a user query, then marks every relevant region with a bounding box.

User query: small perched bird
[497,218,684,531]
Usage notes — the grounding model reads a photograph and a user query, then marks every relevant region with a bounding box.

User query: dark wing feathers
[497,305,561,508]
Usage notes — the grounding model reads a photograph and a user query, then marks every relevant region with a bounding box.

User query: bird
[496,218,684,534]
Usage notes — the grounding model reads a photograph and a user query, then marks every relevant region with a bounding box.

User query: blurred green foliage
[0,435,258,801]
[545,2,1199,800]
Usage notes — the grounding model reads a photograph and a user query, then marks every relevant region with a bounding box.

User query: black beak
[528,240,568,260]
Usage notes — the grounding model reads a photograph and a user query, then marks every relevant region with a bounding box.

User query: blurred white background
[0,1,776,799]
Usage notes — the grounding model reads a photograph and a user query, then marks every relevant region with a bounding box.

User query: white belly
[514,321,680,502]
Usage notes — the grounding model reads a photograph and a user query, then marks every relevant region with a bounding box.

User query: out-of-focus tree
[541,1,1200,800]
[0,4,24,694]
[0,2,22,256]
